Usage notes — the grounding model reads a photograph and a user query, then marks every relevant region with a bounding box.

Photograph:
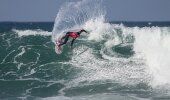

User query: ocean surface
[1,0,170,100]
[1,21,170,100]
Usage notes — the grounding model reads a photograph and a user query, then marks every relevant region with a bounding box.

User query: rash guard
[68,32,80,39]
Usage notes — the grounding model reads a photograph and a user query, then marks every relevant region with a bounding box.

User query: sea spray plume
[52,0,105,43]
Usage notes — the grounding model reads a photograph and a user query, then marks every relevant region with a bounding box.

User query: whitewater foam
[68,22,170,89]
[132,27,170,86]
[67,44,149,89]
[89,23,170,87]
[13,29,51,37]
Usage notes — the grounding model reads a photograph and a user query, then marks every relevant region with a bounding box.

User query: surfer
[58,29,89,49]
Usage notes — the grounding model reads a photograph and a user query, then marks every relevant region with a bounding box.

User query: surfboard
[55,39,63,54]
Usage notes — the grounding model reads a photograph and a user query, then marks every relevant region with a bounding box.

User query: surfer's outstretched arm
[71,39,75,48]
[81,29,89,34]
[83,30,88,33]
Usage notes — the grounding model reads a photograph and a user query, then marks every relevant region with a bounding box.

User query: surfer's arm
[71,39,75,48]
[82,30,89,34]
[83,30,88,33]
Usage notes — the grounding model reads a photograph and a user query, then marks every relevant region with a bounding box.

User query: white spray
[52,0,105,43]
[132,27,170,86]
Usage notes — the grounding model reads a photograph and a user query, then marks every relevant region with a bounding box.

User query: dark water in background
[1,22,170,100]
[1,21,170,32]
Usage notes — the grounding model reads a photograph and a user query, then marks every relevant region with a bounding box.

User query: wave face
[1,1,170,100]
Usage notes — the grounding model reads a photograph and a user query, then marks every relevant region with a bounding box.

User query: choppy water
[1,22,170,100]
[1,0,170,100]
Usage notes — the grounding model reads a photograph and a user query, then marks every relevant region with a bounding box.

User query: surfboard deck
[55,39,63,54]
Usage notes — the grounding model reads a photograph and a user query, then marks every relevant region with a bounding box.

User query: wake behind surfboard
[55,39,63,54]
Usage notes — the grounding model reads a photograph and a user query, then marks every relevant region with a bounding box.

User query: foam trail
[68,44,149,88]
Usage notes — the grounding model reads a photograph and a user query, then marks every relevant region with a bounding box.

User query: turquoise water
[1,22,170,100]
[1,0,170,99]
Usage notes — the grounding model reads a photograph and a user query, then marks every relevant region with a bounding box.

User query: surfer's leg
[60,32,70,41]
[61,35,66,40]
[59,35,69,46]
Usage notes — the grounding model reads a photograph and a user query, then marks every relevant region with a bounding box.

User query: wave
[7,23,170,88]
[51,0,170,88]
[1,0,170,99]
[132,27,170,86]
[13,29,51,37]
[70,24,170,87]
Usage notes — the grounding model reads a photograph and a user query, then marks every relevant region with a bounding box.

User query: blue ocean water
[1,21,170,100]
[1,0,170,100]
